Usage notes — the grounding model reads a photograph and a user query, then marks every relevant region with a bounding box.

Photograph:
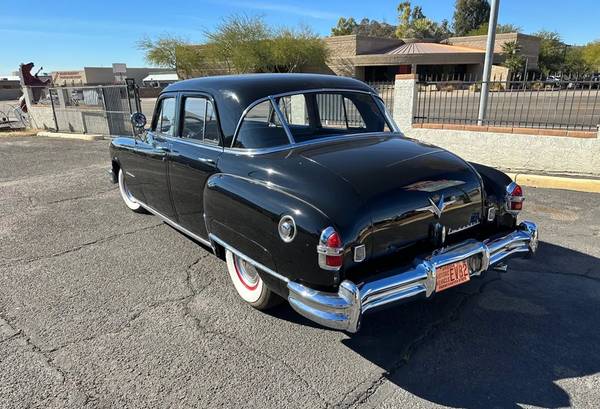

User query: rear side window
[181,97,220,144]
[233,100,289,149]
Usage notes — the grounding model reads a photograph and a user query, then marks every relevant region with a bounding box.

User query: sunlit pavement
[1,136,599,408]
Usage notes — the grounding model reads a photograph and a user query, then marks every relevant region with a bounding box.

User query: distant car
[545,75,564,89]
[108,74,538,333]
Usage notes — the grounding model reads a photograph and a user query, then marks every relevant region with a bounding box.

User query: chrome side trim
[287,221,539,333]
[137,200,212,247]
[209,234,290,284]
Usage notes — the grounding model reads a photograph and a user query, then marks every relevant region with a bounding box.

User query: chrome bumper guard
[287,221,538,333]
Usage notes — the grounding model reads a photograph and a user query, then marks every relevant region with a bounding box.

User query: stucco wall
[405,128,600,177]
[28,105,56,130]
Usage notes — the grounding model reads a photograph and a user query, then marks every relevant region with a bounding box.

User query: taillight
[506,182,524,214]
[317,227,344,270]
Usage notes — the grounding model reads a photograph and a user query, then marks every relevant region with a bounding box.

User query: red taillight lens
[326,231,341,248]
[511,184,523,197]
[506,183,524,213]
[326,255,343,267]
[318,228,344,270]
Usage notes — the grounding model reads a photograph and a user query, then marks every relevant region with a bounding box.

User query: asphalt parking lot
[1,136,599,408]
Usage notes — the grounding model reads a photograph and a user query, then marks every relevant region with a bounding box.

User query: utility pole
[477,0,500,125]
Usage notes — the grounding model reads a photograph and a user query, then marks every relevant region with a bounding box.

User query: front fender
[204,173,339,290]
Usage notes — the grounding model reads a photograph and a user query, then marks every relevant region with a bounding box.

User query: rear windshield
[233,91,392,149]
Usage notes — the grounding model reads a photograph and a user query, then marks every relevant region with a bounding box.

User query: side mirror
[130,112,147,130]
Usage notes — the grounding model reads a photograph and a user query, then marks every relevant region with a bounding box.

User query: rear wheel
[118,168,144,213]
[225,250,282,310]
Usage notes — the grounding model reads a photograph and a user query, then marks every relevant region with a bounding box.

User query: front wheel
[225,250,282,310]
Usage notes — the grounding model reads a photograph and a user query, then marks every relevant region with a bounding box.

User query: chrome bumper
[287,221,538,333]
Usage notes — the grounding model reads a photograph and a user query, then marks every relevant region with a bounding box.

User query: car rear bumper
[287,221,538,333]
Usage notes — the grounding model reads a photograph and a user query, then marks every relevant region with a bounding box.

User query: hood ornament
[419,194,455,219]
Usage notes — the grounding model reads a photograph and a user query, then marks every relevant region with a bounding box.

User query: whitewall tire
[225,250,281,310]
[118,168,143,212]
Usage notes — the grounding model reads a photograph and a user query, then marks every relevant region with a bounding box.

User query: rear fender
[204,174,338,289]
[469,162,516,227]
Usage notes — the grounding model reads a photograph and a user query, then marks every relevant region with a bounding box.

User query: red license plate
[436,261,470,292]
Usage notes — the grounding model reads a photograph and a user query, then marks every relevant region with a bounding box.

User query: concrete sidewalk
[507,172,600,193]
[37,130,104,141]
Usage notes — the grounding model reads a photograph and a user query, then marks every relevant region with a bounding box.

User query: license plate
[436,261,470,292]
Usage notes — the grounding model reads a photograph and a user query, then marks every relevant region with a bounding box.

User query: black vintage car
[109,74,538,333]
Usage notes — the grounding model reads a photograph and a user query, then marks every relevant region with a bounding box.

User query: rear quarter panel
[204,173,341,290]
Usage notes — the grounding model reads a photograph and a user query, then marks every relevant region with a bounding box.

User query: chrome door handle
[198,157,215,165]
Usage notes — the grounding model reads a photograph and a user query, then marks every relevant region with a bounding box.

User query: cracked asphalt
[1,136,599,408]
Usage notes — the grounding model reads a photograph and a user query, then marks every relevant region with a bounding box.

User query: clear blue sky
[2,0,598,75]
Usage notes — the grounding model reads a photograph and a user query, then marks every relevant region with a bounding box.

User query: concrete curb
[37,131,104,141]
[506,172,600,193]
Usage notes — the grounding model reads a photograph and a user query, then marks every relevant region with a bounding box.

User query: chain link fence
[47,85,139,135]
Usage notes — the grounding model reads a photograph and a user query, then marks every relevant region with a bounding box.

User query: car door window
[181,97,207,140]
[180,96,220,144]
[204,101,220,143]
[234,100,289,149]
[155,97,176,136]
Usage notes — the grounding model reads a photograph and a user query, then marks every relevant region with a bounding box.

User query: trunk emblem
[419,194,455,219]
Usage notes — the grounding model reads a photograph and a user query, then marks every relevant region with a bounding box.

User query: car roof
[162,73,375,142]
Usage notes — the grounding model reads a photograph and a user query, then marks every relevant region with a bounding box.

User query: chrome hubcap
[234,256,260,290]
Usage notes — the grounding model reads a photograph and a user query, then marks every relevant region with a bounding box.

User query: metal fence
[0,103,30,130]
[368,81,395,110]
[311,83,395,128]
[48,85,139,135]
[414,75,600,131]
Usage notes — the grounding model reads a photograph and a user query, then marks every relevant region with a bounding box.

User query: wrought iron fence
[368,81,395,111]
[414,74,600,131]
[313,83,395,128]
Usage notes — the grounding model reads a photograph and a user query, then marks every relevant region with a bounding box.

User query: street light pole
[477,0,500,125]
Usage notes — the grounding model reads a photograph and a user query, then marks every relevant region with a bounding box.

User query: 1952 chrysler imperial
[109,74,538,333]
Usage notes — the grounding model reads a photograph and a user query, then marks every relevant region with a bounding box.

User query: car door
[168,93,223,239]
[134,93,177,219]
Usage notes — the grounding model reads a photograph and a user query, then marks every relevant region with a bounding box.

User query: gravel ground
[1,136,599,408]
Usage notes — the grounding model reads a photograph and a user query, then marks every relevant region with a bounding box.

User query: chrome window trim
[268,96,295,144]
[223,132,400,156]
[373,95,400,133]
[153,95,178,137]
[176,91,225,147]
[162,134,224,152]
[230,88,395,150]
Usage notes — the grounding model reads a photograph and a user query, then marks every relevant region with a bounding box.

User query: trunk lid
[296,135,484,257]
